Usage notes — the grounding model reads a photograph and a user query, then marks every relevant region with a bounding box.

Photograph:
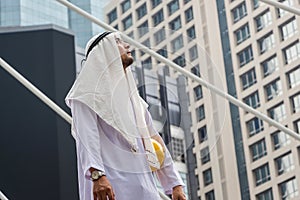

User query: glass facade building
[0,0,106,48]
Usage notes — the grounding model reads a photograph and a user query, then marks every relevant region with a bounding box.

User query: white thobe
[70,100,184,200]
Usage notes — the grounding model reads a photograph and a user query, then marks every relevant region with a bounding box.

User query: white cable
[56,0,300,141]
[0,190,9,200]
[0,58,72,124]
[259,0,300,16]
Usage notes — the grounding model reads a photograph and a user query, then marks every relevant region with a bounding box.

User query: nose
[124,42,130,49]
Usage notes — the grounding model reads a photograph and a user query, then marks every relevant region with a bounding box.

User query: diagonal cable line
[259,0,300,16]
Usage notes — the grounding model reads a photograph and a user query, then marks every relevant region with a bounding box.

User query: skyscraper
[104,0,300,199]
[0,0,107,48]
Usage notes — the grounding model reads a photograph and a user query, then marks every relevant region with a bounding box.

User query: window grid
[268,103,286,122]
[254,163,271,186]
[272,131,291,150]
[250,139,267,161]
[265,79,282,101]
[241,68,256,90]
[256,188,273,200]
[262,55,279,77]
[283,42,300,64]
[280,17,298,41]
[200,146,210,164]
[279,178,299,200]
[288,66,300,88]
[196,105,205,122]
[243,91,260,109]
[203,168,213,186]
[235,23,250,45]
[238,46,253,67]
[198,126,207,143]
[247,117,264,136]
[232,2,247,23]
[275,152,295,175]
[258,33,275,54]
[291,93,300,113]
[255,10,272,31]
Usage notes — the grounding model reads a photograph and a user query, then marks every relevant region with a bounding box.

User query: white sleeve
[71,100,105,180]
[145,110,185,194]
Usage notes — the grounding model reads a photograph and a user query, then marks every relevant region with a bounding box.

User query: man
[66,31,186,200]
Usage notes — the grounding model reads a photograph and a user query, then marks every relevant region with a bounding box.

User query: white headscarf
[65,32,160,170]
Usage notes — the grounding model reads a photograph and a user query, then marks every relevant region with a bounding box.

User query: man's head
[115,35,133,70]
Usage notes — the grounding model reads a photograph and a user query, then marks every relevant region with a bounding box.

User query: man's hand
[93,176,115,200]
[172,185,186,200]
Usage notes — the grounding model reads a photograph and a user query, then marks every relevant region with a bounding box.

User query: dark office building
[0,25,78,200]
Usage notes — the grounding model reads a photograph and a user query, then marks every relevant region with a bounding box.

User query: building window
[287,66,300,88]
[238,46,253,67]
[279,178,299,200]
[173,54,186,67]
[151,0,161,8]
[250,139,267,161]
[241,68,256,90]
[258,32,275,54]
[256,188,273,200]
[232,2,247,23]
[201,146,210,164]
[198,126,207,143]
[153,28,165,45]
[277,0,294,18]
[169,16,182,33]
[140,39,150,56]
[172,137,185,162]
[136,3,147,20]
[171,35,184,52]
[194,85,202,101]
[196,105,205,122]
[203,168,213,186]
[272,131,290,150]
[280,17,298,41]
[262,55,278,77]
[235,23,250,45]
[184,0,191,3]
[122,15,132,30]
[253,0,259,9]
[243,91,260,109]
[191,64,200,76]
[138,21,149,37]
[107,8,117,23]
[294,119,300,133]
[185,7,193,23]
[189,45,198,61]
[275,152,294,175]
[205,190,215,200]
[255,10,272,31]
[121,0,131,13]
[265,79,282,101]
[167,0,179,16]
[268,103,286,122]
[254,163,270,186]
[283,42,300,64]
[291,93,300,113]
[187,26,196,41]
[152,9,164,26]
[142,57,152,70]
[157,47,168,58]
[247,117,264,136]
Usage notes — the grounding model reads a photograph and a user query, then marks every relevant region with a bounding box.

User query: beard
[121,54,134,68]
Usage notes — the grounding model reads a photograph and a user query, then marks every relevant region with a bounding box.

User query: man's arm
[145,110,186,199]
[71,100,115,200]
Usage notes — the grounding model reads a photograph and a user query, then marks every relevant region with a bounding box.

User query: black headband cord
[85,31,113,58]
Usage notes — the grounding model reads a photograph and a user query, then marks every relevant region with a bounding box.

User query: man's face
[115,37,133,69]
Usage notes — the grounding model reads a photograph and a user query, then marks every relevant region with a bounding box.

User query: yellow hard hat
[150,139,165,172]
